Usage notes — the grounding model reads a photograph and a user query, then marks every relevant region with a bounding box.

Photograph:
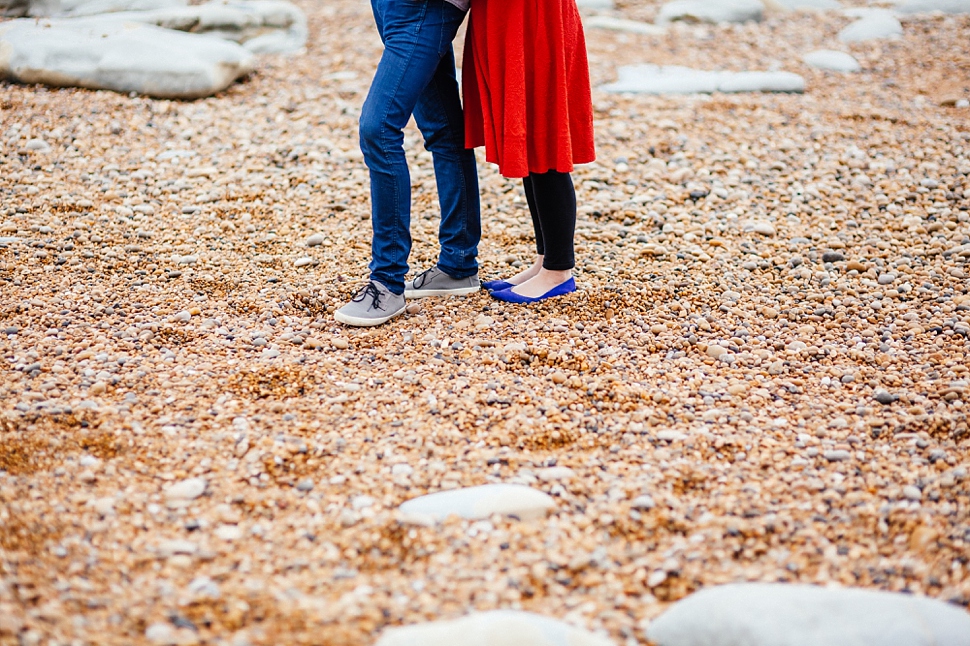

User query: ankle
[537,268,572,282]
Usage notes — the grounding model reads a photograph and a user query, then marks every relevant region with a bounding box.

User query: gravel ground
[1,1,969,645]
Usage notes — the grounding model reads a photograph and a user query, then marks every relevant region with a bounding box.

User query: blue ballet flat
[482,279,515,291]
[489,277,576,304]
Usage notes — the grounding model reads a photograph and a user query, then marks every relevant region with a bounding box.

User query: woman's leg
[499,176,545,285]
[509,170,576,297]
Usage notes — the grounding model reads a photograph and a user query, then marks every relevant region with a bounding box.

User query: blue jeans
[360,0,480,295]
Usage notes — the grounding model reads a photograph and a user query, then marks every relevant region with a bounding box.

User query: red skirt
[462,0,596,178]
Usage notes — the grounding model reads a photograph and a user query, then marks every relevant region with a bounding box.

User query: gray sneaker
[334,281,406,327]
[404,266,480,298]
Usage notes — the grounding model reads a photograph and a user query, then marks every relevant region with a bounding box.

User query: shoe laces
[412,267,438,289]
[352,282,384,310]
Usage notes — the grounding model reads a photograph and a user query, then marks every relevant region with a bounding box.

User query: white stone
[26,0,307,53]
[838,10,903,42]
[31,0,186,17]
[156,539,198,557]
[92,497,116,515]
[902,485,923,501]
[658,0,765,24]
[601,65,804,94]
[164,477,207,500]
[647,583,970,646]
[187,576,220,599]
[892,0,970,14]
[706,345,728,358]
[537,466,576,482]
[585,15,665,35]
[375,610,616,646]
[145,622,177,646]
[351,495,375,510]
[803,50,860,72]
[24,138,52,153]
[305,233,325,246]
[767,0,840,10]
[746,220,776,235]
[398,484,555,524]
[215,524,243,540]
[632,494,656,510]
[0,18,255,99]
[83,1,308,53]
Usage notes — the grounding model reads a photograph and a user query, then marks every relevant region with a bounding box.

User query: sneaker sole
[333,304,406,327]
[403,285,480,299]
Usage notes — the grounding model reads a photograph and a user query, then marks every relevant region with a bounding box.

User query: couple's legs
[359,0,480,296]
[501,170,576,297]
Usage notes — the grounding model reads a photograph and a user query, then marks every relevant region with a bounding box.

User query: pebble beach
[1,0,969,644]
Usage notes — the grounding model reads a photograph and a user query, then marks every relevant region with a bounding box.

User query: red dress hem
[462,0,596,179]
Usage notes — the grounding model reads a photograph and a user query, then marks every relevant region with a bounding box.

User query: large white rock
[585,15,666,35]
[398,484,555,524]
[0,18,255,99]
[658,0,765,24]
[601,65,804,94]
[766,0,840,10]
[376,611,616,646]
[83,1,308,53]
[29,0,186,17]
[803,49,861,72]
[647,583,970,646]
[838,9,903,42]
[893,0,970,14]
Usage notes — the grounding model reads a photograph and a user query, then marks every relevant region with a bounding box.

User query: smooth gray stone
[893,0,970,14]
[768,0,840,9]
[398,484,555,524]
[376,611,616,646]
[658,0,764,24]
[601,65,804,94]
[838,9,903,41]
[0,18,255,98]
[803,49,861,72]
[647,583,970,646]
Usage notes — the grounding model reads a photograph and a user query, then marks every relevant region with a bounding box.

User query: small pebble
[874,390,898,405]
[902,485,922,501]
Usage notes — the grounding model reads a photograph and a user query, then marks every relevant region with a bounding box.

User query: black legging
[522,170,576,271]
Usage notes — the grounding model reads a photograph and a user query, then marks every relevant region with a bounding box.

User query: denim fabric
[359,0,480,295]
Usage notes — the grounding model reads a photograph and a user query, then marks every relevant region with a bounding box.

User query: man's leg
[358,0,460,295]
[412,16,480,281]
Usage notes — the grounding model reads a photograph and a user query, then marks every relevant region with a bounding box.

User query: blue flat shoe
[490,278,576,304]
[482,279,515,291]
